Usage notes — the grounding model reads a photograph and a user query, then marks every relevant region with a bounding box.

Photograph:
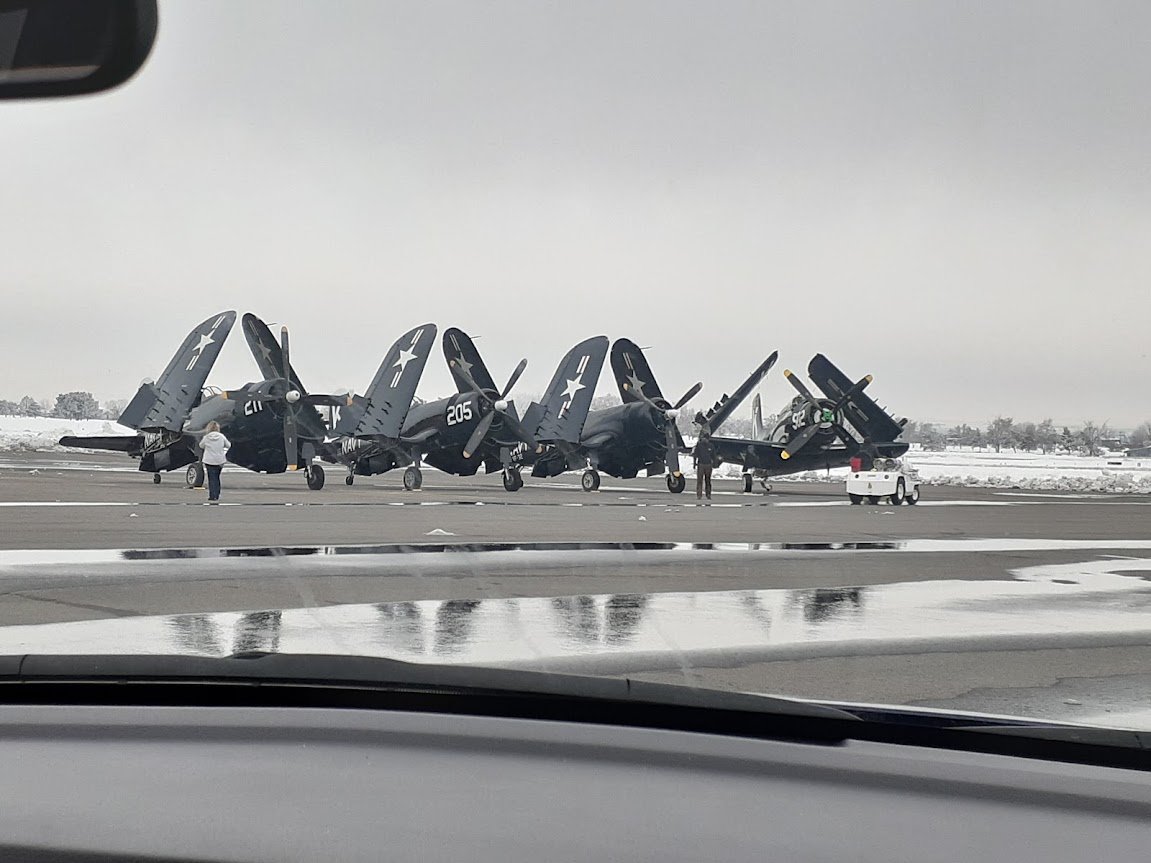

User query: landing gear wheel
[905,486,920,505]
[152,473,162,484]
[185,462,205,489]
[581,469,600,492]
[502,468,523,492]
[305,464,325,491]
[666,473,686,494]
[345,475,354,486]
[867,495,880,505]
[403,466,423,491]
[889,478,906,506]
[849,493,863,505]
[742,473,753,493]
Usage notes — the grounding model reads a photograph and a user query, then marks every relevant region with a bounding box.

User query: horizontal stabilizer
[119,311,236,432]
[59,435,144,455]
[698,351,779,433]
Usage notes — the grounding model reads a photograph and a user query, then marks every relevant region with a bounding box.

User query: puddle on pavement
[9,537,1151,567]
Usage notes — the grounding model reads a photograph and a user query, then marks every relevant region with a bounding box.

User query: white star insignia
[561,374,586,401]
[626,372,645,394]
[394,348,418,372]
[192,331,215,354]
[455,355,473,376]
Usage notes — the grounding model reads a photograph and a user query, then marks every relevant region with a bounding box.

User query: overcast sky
[2,1,1149,427]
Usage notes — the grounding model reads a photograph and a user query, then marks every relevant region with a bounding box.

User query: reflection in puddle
[166,614,223,655]
[4,558,1150,673]
[12,538,1151,569]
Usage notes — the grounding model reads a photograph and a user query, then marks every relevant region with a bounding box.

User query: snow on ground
[3,417,1149,494]
[768,446,1151,494]
[0,415,134,453]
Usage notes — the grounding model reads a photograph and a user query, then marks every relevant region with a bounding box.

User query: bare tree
[1077,421,1109,456]
[1128,421,1151,450]
[987,416,1015,454]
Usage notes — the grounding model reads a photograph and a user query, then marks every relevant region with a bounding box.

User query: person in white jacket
[198,421,231,502]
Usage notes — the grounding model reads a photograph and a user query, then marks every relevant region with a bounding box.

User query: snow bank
[762,447,1151,494]
[0,415,135,453]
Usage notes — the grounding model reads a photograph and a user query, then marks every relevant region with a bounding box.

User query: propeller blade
[284,405,298,471]
[501,413,539,451]
[449,358,485,398]
[462,411,495,459]
[279,326,290,380]
[830,423,857,447]
[783,369,817,403]
[673,382,703,411]
[501,359,528,399]
[781,423,821,460]
[831,375,873,413]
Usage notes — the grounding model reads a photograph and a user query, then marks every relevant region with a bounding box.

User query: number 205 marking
[446,400,474,426]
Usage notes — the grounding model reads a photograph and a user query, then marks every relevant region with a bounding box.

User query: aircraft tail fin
[532,336,609,444]
[751,393,765,440]
[353,324,437,438]
[443,328,498,395]
[118,311,236,432]
[808,353,904,443]
[610,338,665,404]
[696,351,778,433]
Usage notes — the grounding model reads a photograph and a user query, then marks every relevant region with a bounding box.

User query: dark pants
[206,464,222,501]
[696,465,713,499]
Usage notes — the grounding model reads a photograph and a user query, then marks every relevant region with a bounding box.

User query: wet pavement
[3,452,1151,730]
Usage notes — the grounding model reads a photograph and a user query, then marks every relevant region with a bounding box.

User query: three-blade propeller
[779,369,873,460]
[452,357,538,460]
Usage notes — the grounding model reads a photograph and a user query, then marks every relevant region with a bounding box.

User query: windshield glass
[2,0,1149,732]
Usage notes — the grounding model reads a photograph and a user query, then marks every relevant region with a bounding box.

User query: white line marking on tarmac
[0,501,139,507]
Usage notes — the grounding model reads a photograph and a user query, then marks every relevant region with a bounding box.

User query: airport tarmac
[2,452,1150,726]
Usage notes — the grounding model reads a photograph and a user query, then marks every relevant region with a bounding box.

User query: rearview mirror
[0,0,156,99]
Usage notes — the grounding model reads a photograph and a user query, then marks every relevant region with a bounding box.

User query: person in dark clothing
[693,429,716,500]
[857,437,878,472]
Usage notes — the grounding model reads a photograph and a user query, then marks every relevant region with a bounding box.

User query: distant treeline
[0,393,126,422]
[903,418,1147,456]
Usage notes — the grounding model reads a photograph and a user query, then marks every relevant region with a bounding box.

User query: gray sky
[2,1,1149,427]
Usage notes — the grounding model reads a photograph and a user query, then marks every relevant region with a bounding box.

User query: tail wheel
[906,485,920,505]
[502,468,523,492]
[581,469,600,492]
[848,493,863,505]
[889,478,906,505]
[345,475,354,486]
[742,473,753,493]
[185,462,205,489]
[152,473,162,484]
[666,473,686,494]
[305,464,326,491]
[403,466,423,491]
